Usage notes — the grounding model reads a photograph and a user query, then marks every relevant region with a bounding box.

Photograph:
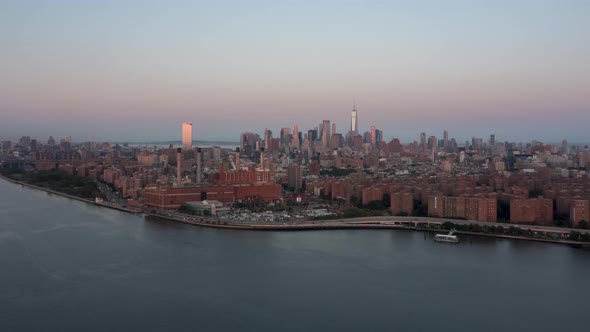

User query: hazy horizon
[1,0,589,143]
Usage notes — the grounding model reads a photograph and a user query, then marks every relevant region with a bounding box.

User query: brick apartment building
[143,184,281,209]
[509,197,553,225]
[428,194,497,222]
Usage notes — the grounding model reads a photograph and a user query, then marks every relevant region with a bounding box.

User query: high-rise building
[322,120,331,147]
[375,129,383,146]
[288,164,302,192]
[443,130,448,148]
[351,103,358,134]
[264,128,269,149]
[428,136,437,152]
[19,136,31,148]
[562,139,569,154]
[280,128,291,146]
[240,132,259,155]
[370,126,376,146]
[363,131,371,144]
[472,137,483,150]
[308,129,318,142]
[176,148,182,186]
[420,133,426,153]
[330,133,343,149]
[182,122,192,151]
[292,124,299,147]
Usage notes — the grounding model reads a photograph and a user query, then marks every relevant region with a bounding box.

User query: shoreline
[0,174,142,214]
[2,175,589,248]
[146,213,590,247]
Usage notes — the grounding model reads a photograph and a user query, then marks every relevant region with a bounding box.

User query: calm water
[1,179,589,332]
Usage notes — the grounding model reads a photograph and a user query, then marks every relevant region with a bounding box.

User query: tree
[508,226,519,235]
[497,200,510,222]
[528,188,543,198]
[569,231,582,242]
[414,200,427,217]
[382,193,391,208]
[363,200,385,210]
[350,196,361,208]
[442,222,454,230]
[320,167,356,177]
[577,220,589,230]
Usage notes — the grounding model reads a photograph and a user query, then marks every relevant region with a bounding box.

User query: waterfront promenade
[147,212,590,247]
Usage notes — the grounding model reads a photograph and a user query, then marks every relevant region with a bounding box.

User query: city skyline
[2,108,589,147]
[3,2,590,329]
[1,1,589,142]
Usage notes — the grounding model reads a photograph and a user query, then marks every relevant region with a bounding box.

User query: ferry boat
[434,229,460,243]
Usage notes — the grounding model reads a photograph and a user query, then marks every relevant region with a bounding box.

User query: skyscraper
[428,136,437,151]
[351,103,358,134]
[280,128,291,145]
[308,129,318,142]
[322,120,331,147]
[182,122,192,151]
[292,124,300,148]
[443,130,448,148]
[420,133,426,153]
[375,129,383,146]
[288,164,303,192]
[370,126,376,146]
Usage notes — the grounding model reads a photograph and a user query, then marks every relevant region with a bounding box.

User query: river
[0,179,588,331]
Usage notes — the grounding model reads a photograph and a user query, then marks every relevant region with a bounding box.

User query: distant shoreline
[1,175,589,248]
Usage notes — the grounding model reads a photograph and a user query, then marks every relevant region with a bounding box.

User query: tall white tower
[351,102,358,134]
[182,122,192,151]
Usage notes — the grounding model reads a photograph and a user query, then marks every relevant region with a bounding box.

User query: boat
[434,229,460,243]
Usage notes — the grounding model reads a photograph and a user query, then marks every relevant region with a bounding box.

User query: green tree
[497,200,510,222]
[363,200,386,210]
[528,188,543,198]
[569,231,582,241]
[442,221,454,230]
[350,196,361,208]
[414,200,427,217]
[382,193,391,208]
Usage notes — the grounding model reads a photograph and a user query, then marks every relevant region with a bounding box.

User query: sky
[1,0,589,144]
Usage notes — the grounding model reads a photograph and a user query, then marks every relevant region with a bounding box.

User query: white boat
[434,229,460,243]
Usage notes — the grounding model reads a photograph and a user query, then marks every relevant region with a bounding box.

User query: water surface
[1,179,588,331]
